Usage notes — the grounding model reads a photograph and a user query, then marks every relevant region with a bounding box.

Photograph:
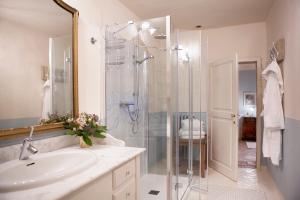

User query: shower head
[112,20,135,35]
[136,55,154,65]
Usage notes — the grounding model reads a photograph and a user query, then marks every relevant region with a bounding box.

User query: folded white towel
[181,119,204,131]
[179,129,205,138]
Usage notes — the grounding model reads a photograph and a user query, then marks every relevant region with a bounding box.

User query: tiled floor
[238,140,256,168]
[141,167,283,200]
[186,168,283,200]
[141,174,167,200]
[141,174,189,200]
[145,143,281,200]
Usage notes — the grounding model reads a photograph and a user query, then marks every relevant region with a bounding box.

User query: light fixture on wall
[149,27,157,35]
[128,20,134,25]
[178,45,190,62]
[141,21,150,30]
[140,21,157,35]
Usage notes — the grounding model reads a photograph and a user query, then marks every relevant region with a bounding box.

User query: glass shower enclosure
[105,16,207,200]
[105,16,170,199]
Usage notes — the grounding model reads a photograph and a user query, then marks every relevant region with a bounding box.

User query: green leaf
[66,130,74,135]
[82,135,92,146]
[94,131,106,138]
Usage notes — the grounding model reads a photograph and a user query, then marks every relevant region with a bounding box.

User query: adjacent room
[238,62,257,169]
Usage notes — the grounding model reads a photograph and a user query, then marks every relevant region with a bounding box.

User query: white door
[208,55,239,181]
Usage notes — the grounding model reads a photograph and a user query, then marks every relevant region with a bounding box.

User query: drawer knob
[126,171,130,176]
[126,192,130,196]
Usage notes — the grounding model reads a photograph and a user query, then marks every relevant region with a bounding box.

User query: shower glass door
[105,16,171,200]
[172,30,206,199]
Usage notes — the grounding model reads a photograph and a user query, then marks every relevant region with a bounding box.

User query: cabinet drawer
[113,178,135,200]
[113,159,135,189]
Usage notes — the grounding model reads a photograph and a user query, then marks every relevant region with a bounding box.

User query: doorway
[208,57,262,180]
[238,61,257,169]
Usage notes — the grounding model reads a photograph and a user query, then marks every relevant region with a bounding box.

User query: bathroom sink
[90,145,137,157]
[0,150,97,192]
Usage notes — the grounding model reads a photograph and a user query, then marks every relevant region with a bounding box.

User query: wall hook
[90,37,97,44]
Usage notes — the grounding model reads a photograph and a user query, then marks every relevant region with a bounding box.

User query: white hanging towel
[42,80,52,120]
[262,60,284,166]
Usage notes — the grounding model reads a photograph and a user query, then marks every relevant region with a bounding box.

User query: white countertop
[0,145,145,200]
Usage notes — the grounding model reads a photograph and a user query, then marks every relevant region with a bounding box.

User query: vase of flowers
[79,137,90,148]
[63,113,107,148]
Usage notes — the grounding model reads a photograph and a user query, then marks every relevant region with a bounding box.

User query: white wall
[63,0,139,119]
[266,0,300,120]
[0,19,49,120]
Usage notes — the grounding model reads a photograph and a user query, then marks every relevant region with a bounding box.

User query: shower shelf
[105,45,125,50]
[105,61,125,66]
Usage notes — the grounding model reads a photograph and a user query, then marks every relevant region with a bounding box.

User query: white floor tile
[185,168,284,200]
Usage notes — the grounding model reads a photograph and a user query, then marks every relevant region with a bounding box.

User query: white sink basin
[0,150,97,192]
[90,146,135,157]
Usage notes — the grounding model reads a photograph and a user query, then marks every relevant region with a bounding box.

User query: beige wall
[200,22,267,111]
[266,0,300,120]
[177,30,202,112]
[63,0,139,119]
[0,19,49,120]
[202,22,267,64]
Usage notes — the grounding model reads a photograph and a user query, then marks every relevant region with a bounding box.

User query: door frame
[238,57,262,169]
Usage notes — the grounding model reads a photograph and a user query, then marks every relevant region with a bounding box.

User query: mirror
[0,0,78,138]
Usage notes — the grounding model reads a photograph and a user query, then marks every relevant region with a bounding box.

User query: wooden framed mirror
[0,0,79,139]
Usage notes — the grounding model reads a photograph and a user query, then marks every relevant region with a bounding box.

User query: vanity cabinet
[62,156,140,200]
[113,178,136,200]
[113,159,137,200]
[63,172,113,200]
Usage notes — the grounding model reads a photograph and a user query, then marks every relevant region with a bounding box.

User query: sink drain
[148,190,160,195]
[26,162,35,166]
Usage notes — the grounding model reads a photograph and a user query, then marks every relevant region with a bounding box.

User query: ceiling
[119,0,275,29]
[0,0,72,36]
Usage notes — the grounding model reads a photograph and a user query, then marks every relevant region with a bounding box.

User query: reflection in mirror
[0,0,73,130]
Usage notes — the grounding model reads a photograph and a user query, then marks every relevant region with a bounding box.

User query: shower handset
[119,101,135,107]
[119,101,139,122]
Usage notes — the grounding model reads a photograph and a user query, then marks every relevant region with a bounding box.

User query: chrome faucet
[19,126,38,160]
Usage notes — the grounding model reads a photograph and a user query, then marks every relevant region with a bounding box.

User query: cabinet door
[62,172,112,200]
[113,159,135,189]
[113,178,136,200]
